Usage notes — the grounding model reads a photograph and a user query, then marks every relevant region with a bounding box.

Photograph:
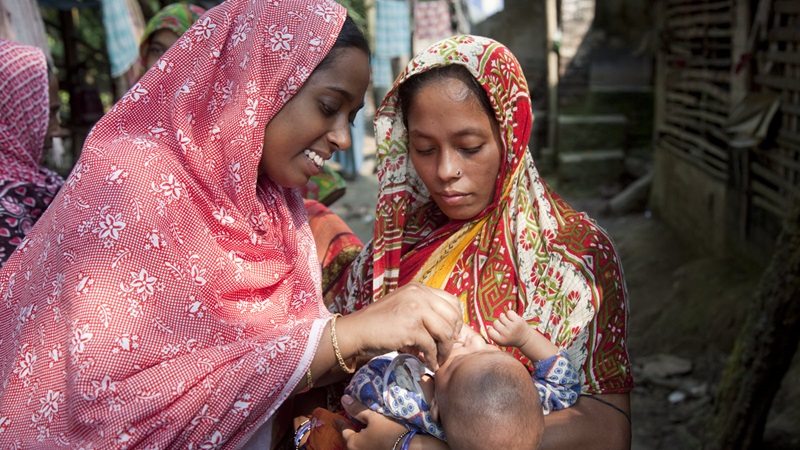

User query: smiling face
[260,47,370,189]
[406,76,503,221]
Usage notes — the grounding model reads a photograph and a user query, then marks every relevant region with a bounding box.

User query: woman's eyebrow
[323,86,352,101]
[410,127,486,138]
[453,127,486,137]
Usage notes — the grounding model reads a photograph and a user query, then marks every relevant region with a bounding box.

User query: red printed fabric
[0,1,346,448]
[0,40,65,264]
[332,36,633,395]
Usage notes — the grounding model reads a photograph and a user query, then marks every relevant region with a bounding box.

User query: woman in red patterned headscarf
[0,1,462,448]
[333,35,633,449]
[0,39,64,265]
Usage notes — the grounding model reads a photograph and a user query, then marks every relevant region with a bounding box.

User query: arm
[532,350,581,413]
[490,310,631,447]
[292,282,463,396]
[539,393,631,450]
[489,310,581,413]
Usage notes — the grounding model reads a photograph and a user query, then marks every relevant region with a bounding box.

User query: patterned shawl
[332,35,633,395]
[0,40,64,264]
[0,1,347,448]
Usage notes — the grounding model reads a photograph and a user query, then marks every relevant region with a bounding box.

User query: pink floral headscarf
[0,1,348,448]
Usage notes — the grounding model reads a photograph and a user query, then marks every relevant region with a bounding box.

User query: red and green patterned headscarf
[333,35,633,395]
[139,2,206,60]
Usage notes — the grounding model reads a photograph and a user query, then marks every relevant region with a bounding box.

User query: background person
[138,2,206,72]
[0,39,64,265]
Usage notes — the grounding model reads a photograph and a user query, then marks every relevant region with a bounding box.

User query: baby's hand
[487,310,530,348]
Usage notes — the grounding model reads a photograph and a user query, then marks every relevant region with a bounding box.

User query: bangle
[330,313,355,374]
[400,429,417,450]
[294,419,311,449]
[391,429,411,450]
[305,366,314,389]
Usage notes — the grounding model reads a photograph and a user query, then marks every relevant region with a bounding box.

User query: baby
[344,310,580,449]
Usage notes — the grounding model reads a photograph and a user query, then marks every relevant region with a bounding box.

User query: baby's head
[433,331,543,450]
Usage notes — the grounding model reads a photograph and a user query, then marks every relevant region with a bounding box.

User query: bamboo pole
[546,0,559,168]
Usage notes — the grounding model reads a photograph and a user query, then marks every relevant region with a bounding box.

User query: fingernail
[341,394,354,406]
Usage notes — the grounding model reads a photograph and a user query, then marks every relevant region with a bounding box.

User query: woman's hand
[339,282,462,370]
[339,394,450,450]
[339,395,408,450]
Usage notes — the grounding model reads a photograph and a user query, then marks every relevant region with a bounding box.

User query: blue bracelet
[294,419,312,449]
[400,429,417,450]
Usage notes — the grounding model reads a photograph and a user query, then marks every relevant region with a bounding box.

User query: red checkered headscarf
[0,1,348,448]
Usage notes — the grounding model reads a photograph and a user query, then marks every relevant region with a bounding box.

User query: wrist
[391,429,417,450]
[335,309,383,360]
[294,419,311,449]
[330,314,357,374]
[400,429,417,450]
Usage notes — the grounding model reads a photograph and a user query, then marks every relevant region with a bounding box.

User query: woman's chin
[438,205,480,222]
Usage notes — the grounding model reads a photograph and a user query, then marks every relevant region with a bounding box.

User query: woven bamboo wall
[750,0,800,220]
[654,0,800,259]
[658,0,733,181]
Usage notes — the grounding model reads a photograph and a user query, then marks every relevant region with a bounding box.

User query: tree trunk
[705,195,800,449]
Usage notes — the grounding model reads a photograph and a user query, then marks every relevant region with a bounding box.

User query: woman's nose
[437,149,460,180]
[328,119,352,152]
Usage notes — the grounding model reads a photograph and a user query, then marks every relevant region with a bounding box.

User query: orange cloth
[306,407,362,450]
[304,199,363,305]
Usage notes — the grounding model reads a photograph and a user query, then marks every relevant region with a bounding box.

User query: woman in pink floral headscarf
[0,39,64,265]
[0,1,462,448]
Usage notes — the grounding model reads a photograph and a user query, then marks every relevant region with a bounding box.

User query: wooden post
[730,0,752,244]
[546,0,559,168]
[58,9,80,128]
[653,0,666,136]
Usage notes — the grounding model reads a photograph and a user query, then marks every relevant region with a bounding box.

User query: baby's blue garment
[344,353,446,440]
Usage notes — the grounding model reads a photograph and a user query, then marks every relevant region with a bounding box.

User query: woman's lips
[304,149,325,169]
[438,192,469,206]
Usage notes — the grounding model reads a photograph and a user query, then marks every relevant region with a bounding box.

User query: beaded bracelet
[400,429,417,450]
[391,430,411,450]
[305,366,314,389]
[330,313,355,374]
[294,419,311,450]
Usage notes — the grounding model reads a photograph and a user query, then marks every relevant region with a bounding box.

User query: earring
[456,170,462,176]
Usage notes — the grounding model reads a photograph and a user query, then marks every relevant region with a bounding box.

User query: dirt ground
[328,138,800,449]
